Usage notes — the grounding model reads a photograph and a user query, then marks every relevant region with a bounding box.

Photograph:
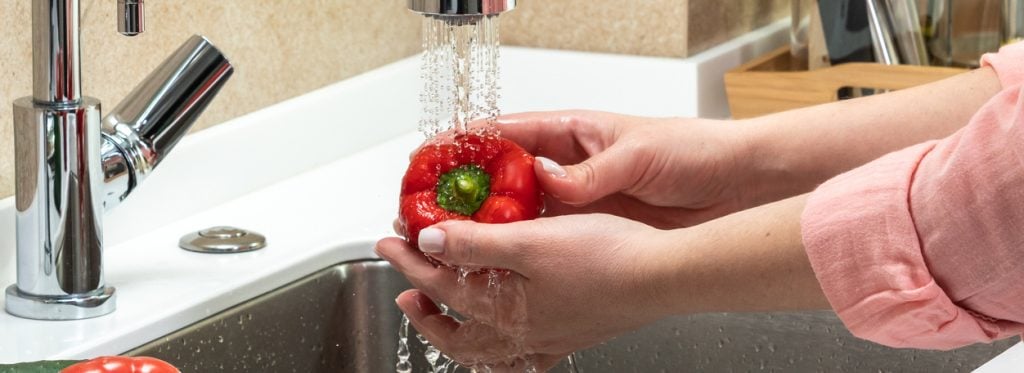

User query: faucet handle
[117,0,144,36]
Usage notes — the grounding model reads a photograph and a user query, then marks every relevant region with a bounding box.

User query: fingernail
[418,227,446,254]
[411,291,442,314]
[411,292,428,313]
[537,156,567,178]
[373,243,387,259]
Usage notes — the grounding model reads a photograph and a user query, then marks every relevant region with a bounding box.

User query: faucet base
[5,285,116,320]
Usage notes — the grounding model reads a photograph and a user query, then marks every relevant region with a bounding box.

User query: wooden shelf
[724,46,966,119]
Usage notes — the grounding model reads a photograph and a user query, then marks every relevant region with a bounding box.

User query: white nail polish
[419,228,446,253]
[537,156,567,178]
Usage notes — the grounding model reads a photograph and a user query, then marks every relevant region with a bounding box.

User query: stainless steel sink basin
[129,259,1015,372]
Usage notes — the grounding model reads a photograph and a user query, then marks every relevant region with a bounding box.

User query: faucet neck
[33,0,82,104]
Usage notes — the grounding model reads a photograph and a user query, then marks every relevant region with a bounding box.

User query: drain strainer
[180,226,266,254]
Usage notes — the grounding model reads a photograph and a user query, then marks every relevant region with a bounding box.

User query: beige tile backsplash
[502,0,787,57]
[0,0,422,200]
[502,0,690,57]
[0,0,785,200]
[687,0,789,55]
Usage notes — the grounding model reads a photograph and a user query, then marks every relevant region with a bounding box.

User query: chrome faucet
[5,0,233,320]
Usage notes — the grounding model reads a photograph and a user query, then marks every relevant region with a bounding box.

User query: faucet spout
[101,35,234,209]
[408,0,516,18]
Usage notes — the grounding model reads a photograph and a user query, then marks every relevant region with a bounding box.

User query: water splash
[398,267,546,373]
[567,354,581,373]
[415,330,457,373]
[397,315,413,373]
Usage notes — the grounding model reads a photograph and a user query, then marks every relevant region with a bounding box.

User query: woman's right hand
[493,110,753,228]
[377,213,676,370]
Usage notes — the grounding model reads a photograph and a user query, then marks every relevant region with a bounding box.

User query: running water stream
[418,15,501,137]
[397,14,581,373]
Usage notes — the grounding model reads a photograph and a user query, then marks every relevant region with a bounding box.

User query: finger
[418,220,528,270]
[535,355,566,372]
[374,237,438,280]
[423,110,613,164]
[392,219,406,237]
[534,145,643,206]
[401,290,530,366]
[396,290,461,352]
[375,238,468,308]
[495,111,604,161]
[397,290,496,361]
[379,240,499,319]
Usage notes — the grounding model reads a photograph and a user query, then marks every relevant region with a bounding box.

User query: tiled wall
[0,0,786,200]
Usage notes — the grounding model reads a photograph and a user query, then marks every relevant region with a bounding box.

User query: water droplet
[456,266,472,286]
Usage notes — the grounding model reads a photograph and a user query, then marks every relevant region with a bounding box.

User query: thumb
[535,148,640,206]
[418,220,526,270]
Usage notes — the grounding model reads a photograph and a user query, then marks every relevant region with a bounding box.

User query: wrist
[635,228,702,317]
[730,117,819,208]
[641,196,829,316]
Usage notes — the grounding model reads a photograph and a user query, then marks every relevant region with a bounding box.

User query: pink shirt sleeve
[981,42,1024,88]
[802,46,1024,349]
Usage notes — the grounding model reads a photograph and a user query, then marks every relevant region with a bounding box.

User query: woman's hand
[377,196,831,371]
[492,110,752,228]
[375,214,672,370]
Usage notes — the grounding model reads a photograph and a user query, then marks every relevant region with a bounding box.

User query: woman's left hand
[375,214,672,371]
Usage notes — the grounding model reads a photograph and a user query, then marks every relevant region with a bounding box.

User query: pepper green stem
[437,165,491,216]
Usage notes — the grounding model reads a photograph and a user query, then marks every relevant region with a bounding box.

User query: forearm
[648,194,829,315]
[734,67,1001,206]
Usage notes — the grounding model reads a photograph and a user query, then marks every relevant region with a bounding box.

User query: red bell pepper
[400,133,543,250]
[60,356,179,373]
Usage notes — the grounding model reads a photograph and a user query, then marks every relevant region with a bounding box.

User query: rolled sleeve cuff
[802,143,1005,350]
[982,41,1024,88]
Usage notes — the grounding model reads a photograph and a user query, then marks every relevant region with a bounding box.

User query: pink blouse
[802,42,1024,349]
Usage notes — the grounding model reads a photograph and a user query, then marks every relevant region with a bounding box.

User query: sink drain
[180,226,267,254]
